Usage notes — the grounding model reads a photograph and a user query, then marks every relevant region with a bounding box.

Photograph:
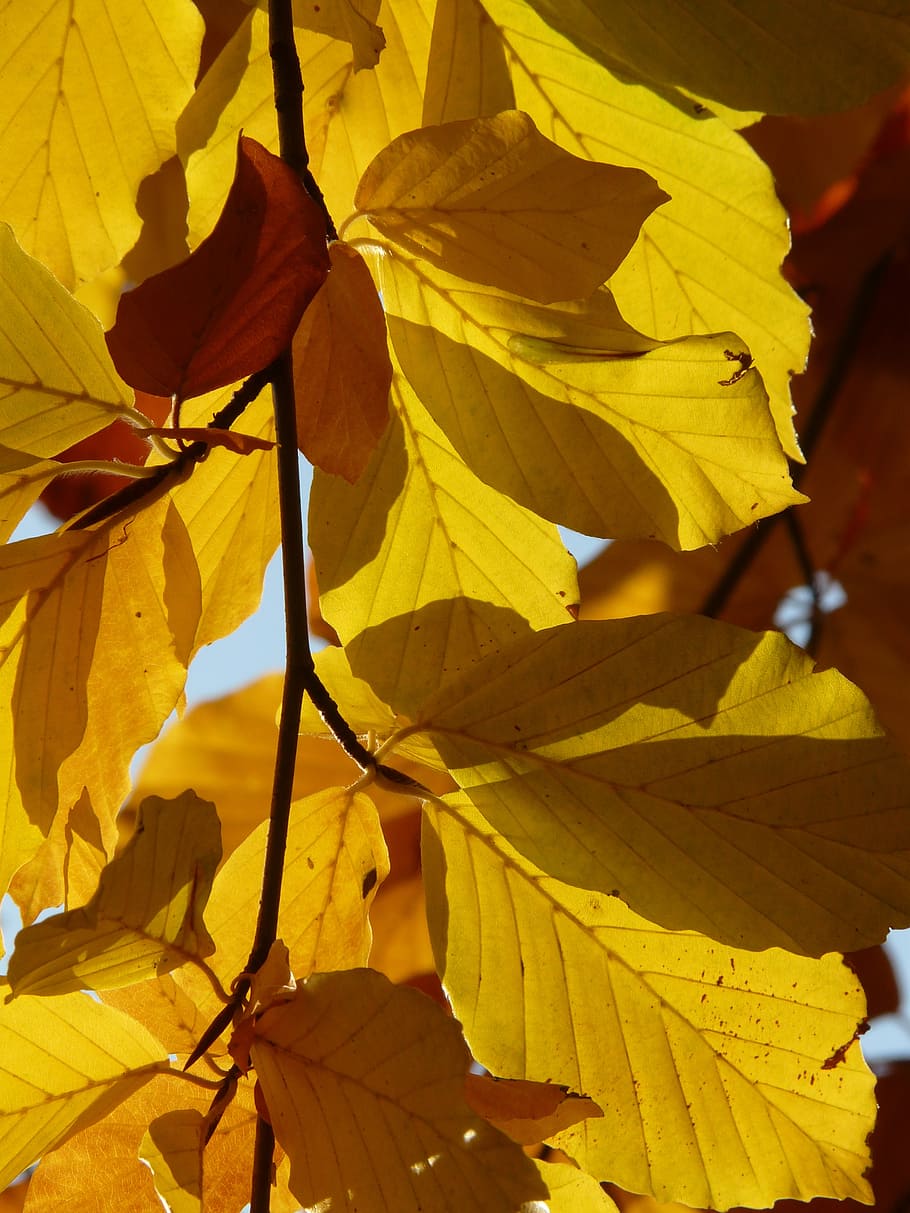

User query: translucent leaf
[250,968,547,1212]
[140,1109,204,1213]
[0,226,139,458]
[521,0,910,116]
[292,0,385,71]
[356,110,666,303]
[423,798,876,1209]
[422,0,515,125]
[107,138,329,400]
[535,1160,620,1213]
[0,0,203,288]
[7,792,221,996]
[311,364,578,714]
[480,0,810,458]
[0,498,200,905]
[174,788,388,1028]
[293,241,392,481]
[376,250,803,548]
[415,616,910,954]
[0,986,168,1191]
[464,1074,602,1145]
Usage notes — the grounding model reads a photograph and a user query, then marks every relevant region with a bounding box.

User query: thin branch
[784,510,824,655]
[250,1118,278,1211]
[66,364,274,532]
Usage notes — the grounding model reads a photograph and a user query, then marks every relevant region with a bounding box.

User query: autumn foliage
[2,3,910,1213]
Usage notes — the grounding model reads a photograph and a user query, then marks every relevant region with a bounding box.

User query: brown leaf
[293,241,392,481]
[106,136,330,399]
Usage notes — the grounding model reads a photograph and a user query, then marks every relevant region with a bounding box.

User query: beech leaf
[413,615,910,955]
[293,241,393,481]
[0,986,168,1191]
[140,1109,205,1213]
[106,136,330,399]
[7,792,221,997]
[355,110,667,303]
[423,798,876,1209]
[250,968,548,1212]
[463,1073,602,1145]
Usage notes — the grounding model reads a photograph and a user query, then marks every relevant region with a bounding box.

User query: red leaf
[107,136,330,400]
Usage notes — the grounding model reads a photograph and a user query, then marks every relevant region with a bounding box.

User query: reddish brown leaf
[293,241,392,482]
[845,946,900,1020]
[107,136,330,400]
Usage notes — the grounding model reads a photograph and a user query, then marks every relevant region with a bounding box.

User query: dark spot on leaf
[306,856,315,870]
[362,867,378,898]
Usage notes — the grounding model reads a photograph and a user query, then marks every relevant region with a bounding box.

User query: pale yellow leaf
[7,792,221,996]
[480,0,809,458]
[415,616,910,954]
[0,498,200,906]
[140,1110,203,1213]
[535,1160,620,1213]
[0,0,203,287]
[293,241,392,482]
[0,226,141,457]
[356,110,666,303]
[522,0,910,117]
[375,249,802,548]
[175,788,388,1030]
[0,985,169,1191]
[311,362,578,714]
[422,0,515,125]
[250,968,547,1212]
[423,798,876,1209]
[293,0,385,71]
[0,449,66,544]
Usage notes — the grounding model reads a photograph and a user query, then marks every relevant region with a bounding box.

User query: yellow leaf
[0,0,203,288]
[140,1109,204,1213]
[293,241,393,482]
[7,792,221,997]
[293,0,385,71]
[9,788,114,929]
[250,968,547,1212]
[311,363,578,714]
[0,449,67,544]
[423,798,876,1209]
[174,788,388,1029]
[422,0,514,125]
[0,226,141,457]
[0,498,200,906]
[0,985,169,1191]
[521,0,910,117]
[413,616,910,955]
[464,1073,602,1145]
[480,0,809,458]
[355,110,666,303]
[102,974,212,1058]
[376,249,803,547]
[535,1159,620,1213]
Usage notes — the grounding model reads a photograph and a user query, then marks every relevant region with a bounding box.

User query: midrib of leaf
[433,799,866,1165]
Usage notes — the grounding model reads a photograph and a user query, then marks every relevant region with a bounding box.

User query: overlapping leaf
[522,0,910,116]
[174,788,388,1026]
[293,241,393,481]
[311,361,577,714]
[0,986,169,1191]
[140,1109,204,1213]
[375,250,802,548]
[423,797,876,1209]
[411,615,910,954]
[355,110,666,302]
[421,0,516,125]
[0,0,203,287]
[247,967,547,1212]
[7,792,221,996]
[479,0,810,458]
[107,137,330,399]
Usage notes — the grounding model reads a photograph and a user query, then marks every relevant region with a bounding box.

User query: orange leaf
[464,1073,603,1146]
[106,136,330,399]
[293,241,392,481]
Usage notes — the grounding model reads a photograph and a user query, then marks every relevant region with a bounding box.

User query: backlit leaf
[412,616,910,954]
[174,788,388,1027]
[0,226,140,458]
[422,0,515,125]
[377,250,802,548]
[7,792,221,996]
[311,363,578,714]
[107,137,330,399]
[0,0,203,288]
[293,241,393,481]
[356,110,666,303]
[521,0,910,116]
[0,986,169,1191]
[140,1109,204,1213]
[250,967,547,1212]
[423,797,876,1209]
[535,1160,620,1213]
[293,0,386,71]
[480,0,810,458]
[463,1073,602,1145]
